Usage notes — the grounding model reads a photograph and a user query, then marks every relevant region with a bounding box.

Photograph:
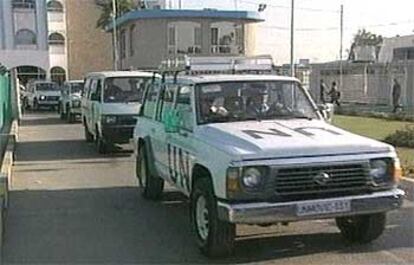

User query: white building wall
[0,0,49,72]
[378,35,414,63]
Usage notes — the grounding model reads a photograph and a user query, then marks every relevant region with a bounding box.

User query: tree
[348,29,383,61]
[96,0,136,29]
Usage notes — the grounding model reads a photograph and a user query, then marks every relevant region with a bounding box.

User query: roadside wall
[310,62,414,114]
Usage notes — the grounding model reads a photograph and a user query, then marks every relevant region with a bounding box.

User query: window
[120,30,126,59]
[176,85,194,131]
[50,66,66,85]
[15,29,37,45]
[211,28,218,45]
[12,0,36,9]
[96,80,102,101]
[142,82,161,119]
[167,22,202,55]
[48,32,65,45]
[47,0,63,12]
[160,84,178,122]
[104,77,149,103]
[129,25,135,56]
[210,22,243,54]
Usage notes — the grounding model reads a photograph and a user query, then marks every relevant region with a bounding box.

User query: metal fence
[0,73,12,130]
[309,62,414,114]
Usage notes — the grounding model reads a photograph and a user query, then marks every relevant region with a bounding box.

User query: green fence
[0,73,12,131]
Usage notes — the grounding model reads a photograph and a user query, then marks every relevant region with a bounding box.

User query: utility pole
[290,0,295,77]
[339,4,344,90]
[112,0,119,71]
[178,0,182,9]
[234,0,238,10]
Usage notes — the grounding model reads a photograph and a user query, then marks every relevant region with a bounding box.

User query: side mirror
[164,109,182,133]
[318,103,334,123]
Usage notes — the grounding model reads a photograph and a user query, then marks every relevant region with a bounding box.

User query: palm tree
[96,0,136,29]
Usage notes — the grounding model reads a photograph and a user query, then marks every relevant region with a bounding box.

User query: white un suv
[133,56,404,258]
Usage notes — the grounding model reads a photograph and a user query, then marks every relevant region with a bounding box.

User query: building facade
[0,0,49,84]
[378,35,414,63]
[0,0,112,84]
[109,9,263,70]
[65,0,112,80]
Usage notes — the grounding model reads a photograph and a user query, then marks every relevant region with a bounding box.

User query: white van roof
[85,71,155,78]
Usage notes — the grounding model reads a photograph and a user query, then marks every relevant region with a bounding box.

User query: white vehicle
[133,56,404,257]
[59,80,84,123]
[26,80,61,110]
[82,71,154,154]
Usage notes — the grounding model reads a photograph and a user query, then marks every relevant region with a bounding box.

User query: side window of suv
[176,85,193,131]
[142,82,161,119]
[83,78,91,97]
[159,84,178,122]
[95,79,102,102]
[89,79,97,100]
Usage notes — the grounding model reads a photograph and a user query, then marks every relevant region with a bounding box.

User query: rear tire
[336,213,386,243]
[137,144,164,200]
[96,132,108,154]
[67,110,75,123]
[84,123,93,143]
[190,177,235,258]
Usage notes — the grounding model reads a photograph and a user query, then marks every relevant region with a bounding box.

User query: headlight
[242,167,263,188]
[39,95,46,100]
[104,115,117,124]
[72,100,81,108]
[369,159,392,185]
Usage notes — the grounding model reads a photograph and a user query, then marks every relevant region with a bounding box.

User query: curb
[400,177,414,201]
[0,120,18,261]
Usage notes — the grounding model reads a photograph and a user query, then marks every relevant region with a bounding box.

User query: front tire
[136,144,164,200]
[336,213,386,243]
[96,133,108,154]
[84,123,93,143]
[190,178,235,258]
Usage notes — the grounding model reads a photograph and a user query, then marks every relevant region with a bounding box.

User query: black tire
[67,110,75,123]
[96,132,108,154]
[59,104,65,119]
[33,100,39,111]
[84,124,93,143]
[336,213,386,243]
[137,144,164,200]
[190,177,235,258]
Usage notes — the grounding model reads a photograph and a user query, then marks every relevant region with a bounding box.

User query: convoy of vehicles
[24,80,61,110]
[132,56,404,257]
[81,71,154,154]
[59,80,84,123]
[21,56,405,258]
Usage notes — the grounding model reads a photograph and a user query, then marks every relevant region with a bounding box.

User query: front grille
[46,96,59,101]
[274,163,371,200]
[117,115,137,125]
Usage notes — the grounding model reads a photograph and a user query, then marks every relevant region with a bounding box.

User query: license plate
[296,199,351,217]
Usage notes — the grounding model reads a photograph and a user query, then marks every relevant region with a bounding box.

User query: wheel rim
[195,195,209,241]
[140,154,147,187]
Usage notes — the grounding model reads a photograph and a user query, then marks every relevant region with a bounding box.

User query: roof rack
[158,55,274,78]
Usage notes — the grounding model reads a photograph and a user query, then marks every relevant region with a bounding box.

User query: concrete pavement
[3,112,414,264]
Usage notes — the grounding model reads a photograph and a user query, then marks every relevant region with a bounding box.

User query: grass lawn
[333,115,414,175]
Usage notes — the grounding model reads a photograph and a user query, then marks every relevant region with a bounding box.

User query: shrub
[384,126,414,148]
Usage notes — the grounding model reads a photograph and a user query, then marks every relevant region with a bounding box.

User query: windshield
[104,77,149,103]
[36,83,59,91]
[70,82,84,94]
[196,81,318,124]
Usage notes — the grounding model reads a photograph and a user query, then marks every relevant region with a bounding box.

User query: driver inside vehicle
[245,89,270,117]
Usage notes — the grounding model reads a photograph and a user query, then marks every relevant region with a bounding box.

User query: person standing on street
[320,79,327,104]
[392,78,401,113]
[328,81,341,107]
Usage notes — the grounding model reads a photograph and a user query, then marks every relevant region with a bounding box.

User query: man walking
[392,78,401,113]
[320,79,327,104]
[328,81,341,107]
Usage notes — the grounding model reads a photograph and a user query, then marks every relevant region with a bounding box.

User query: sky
[170,0,414,64]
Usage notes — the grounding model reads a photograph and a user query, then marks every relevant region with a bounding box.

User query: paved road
[3,112,414,264]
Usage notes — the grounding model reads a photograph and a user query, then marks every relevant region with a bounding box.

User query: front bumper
[102,125,135,144]
[217,189,405,224]
[38,101,59,106]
